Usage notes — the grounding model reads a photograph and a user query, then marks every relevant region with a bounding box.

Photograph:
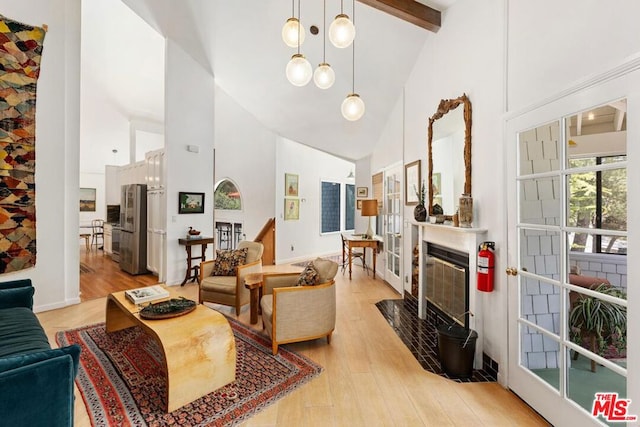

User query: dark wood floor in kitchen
[79,248,158,301]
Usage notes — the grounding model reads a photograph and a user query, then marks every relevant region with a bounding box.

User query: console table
[342,233,382,280]
[178,237,215,285]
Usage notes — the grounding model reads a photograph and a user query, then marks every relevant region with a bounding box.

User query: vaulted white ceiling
[93,0,456,165]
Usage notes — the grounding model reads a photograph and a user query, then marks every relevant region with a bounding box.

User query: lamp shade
[282,17,305,48]
[361,199,378,216]
[286,54,312,86]
[341,93,365,121]
[313,63,335,89]
[329,14,355,48]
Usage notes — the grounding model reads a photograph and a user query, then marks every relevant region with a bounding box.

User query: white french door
[506,80,633,426]
[384,163,402,293]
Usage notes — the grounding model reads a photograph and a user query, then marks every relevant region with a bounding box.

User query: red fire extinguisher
[477,242,495,292]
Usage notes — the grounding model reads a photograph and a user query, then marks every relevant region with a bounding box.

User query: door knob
[505,267,518,276]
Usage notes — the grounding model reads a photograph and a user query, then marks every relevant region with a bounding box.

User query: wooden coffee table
[106,286,236,412]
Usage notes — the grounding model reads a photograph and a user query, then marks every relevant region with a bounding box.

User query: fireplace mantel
[414,220,488,368]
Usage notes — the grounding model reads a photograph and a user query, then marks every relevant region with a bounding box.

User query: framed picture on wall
[356,187,368,197]
[284,198,299,220]
[79,188,96,212]
[285,173,299,197]
[357,199,363,210]
[404,160,421,205]
[179,192,205,214]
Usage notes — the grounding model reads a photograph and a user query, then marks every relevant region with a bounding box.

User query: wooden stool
[80,233,91,251]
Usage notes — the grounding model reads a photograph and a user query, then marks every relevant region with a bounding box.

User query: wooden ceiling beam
[357,0,441,32]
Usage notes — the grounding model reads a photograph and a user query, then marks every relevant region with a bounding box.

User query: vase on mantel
[458,194,473,228]
[414,204,427,222]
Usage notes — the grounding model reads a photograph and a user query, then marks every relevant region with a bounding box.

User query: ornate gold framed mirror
[427,93,472,218]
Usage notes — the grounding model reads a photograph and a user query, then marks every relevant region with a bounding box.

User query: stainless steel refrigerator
[119,184,148,275]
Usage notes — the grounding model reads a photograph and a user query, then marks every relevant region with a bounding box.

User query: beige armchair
[260,258,338,354]
[199,241,264,315]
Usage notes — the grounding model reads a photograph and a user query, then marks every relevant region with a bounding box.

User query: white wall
[79,172,106,225]
[0,0,82,310]
[80,0,164,174]
[164,39,216,285]
[370,0,506,365]
[507,0,640,112]
[214,86,276,244]
[276,137,355,264]
[366,0,640,402]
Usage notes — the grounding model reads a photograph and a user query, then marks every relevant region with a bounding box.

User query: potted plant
[569,283,626,371]
[413,181,427,222]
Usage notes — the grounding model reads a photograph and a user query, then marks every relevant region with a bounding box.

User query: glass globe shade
[313,63,335,89]
[286,54,312,87]
[341,93,365,121]
[282,18,305,48]
[329,14,355,48]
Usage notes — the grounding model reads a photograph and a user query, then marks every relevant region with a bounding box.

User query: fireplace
[424,242,470,328]
[416,222,487,370]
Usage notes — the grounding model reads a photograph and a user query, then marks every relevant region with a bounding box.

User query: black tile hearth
[375,298,497,383]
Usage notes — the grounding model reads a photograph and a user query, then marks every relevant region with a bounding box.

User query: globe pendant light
[313,0,335,89]
[314,63,335,89]
[282,18,305,48]
[329,0,355,48]
[342,93,365,121]
[282,0,305,47]
[341,0,364,121]
[285,0,311,87]
[286,53,313,86]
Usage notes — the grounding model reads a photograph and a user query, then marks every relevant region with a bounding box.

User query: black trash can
[437,324,478,378]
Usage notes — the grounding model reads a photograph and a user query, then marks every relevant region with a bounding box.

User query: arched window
[214,179,242,210]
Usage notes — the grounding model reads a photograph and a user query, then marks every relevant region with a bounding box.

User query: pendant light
[286,0,312,86]
[313,0,335,89]
[282,0,305,48]
[329,0,355,48]
[341,0,364,121]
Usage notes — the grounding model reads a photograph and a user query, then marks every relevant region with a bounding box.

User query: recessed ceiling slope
[124,0,438,161]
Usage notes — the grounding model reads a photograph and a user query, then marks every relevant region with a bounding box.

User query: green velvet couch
[0,278,81,427]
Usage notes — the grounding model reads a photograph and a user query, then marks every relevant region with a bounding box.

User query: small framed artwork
[80,188,96,212]
[357,199,363,210]
[179,192,205,214]
[405,160,421,205]
[356,187,368,198]
[285,173,299,197]
[284,198,299,220]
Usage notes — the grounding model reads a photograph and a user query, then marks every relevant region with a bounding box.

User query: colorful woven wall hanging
[0,15,46,273]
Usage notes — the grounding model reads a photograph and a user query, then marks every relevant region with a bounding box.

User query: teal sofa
[0,279,81,427]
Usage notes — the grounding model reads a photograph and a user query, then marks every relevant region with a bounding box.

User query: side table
[244,272,264,325]
[178,237,215,286]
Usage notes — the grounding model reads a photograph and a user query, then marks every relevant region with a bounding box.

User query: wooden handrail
[254,218,276,265]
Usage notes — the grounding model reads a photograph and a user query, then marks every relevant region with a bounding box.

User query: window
[345,184,355,230]
[214,179,241,210]
[321,181,354,233]
[569,155,627,254]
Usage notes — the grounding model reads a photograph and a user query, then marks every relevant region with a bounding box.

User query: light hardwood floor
[40,253,550,426]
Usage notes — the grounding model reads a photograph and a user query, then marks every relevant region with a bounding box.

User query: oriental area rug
[56,317,323,426]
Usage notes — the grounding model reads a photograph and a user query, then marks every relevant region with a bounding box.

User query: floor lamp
[361,199,378,239]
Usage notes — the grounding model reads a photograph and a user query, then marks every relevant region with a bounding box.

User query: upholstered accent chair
[260,258,338,354]
[199,241,264,315]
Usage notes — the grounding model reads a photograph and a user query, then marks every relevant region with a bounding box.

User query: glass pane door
[509,100,629,426]
[384,164,402,292]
